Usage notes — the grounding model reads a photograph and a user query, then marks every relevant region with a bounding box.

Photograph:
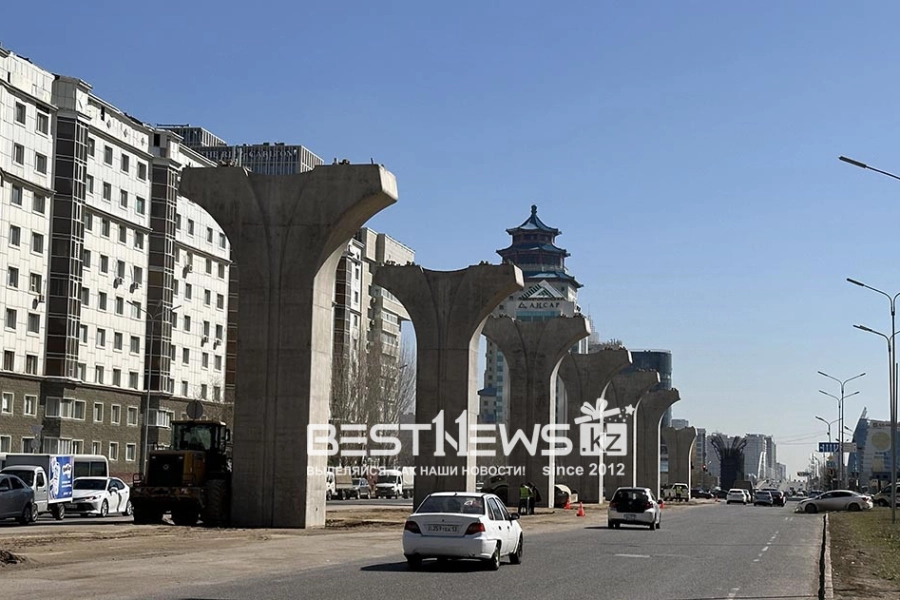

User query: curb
[820,513,833,600]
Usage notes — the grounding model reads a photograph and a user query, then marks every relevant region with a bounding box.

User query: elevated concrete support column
[601,371,659,499]
[374,264,523,508]
[634,389,681,499]
[180,165,397,528]
[557,349,632,503]
[662,426,697,490]
[483,316,590,508]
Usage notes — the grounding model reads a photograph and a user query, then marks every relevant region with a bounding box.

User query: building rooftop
[506,204,560,235]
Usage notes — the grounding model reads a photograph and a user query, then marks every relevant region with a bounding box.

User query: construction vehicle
[130,419,231,526]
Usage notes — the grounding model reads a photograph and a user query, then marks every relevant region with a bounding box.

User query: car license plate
[427,524,458,533]
[625,514,635,521]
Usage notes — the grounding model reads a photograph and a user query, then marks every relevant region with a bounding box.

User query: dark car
[0,473,37,524]
[691,488,713,499]
[761,488,786,507]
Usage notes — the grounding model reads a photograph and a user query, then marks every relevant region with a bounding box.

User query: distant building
[848,416,900,488]
[670,418,690,429]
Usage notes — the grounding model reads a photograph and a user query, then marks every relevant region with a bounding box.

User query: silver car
[797,490,873,514]
[0,473,37,524]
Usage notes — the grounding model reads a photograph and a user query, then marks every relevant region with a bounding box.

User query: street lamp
[817,371,865,490]
[132,301,182,476]
[839,155,900,182]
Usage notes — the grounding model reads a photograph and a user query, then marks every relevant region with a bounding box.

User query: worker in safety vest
[518,483,532,516]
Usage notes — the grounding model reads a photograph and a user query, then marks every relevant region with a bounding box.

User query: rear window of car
[417,495,486,515]
[613,490,649,502]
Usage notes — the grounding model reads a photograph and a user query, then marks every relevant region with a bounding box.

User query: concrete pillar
[373,264,523,508]
[482,316,590,508]
[634,389,681,499]
[179,164,397,528]
[601,371,660,499]
[662,426,696,490]
[557,349,632,503]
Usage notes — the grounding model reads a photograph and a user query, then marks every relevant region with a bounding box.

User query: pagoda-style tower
[496,204,581,291]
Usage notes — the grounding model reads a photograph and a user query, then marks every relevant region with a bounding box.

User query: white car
[726,489,747,504]
[797,490,873,514]
[607,487,661,529]
[69,477,132,517]
[402,492,523,570]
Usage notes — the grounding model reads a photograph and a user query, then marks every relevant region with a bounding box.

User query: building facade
[0,46,232,479]
[480,205,586,425]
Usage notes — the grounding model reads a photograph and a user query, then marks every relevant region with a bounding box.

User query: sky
[5,1,900,477]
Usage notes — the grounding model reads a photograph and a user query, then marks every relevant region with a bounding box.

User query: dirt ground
[829,509,900,599]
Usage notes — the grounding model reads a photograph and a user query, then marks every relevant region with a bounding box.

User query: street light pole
[849,277,900,524]
[815,416,839,488]
[818,371,865,490]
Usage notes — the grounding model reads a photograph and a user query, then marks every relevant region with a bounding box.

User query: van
[72,454,109,478]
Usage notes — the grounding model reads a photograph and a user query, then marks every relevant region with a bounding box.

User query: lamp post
[817,371,865,490]
[815,416,838,489]
[132,301,181,476]
[848,277,900,524]
[839,156,900,182]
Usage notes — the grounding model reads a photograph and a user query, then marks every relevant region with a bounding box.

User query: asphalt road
[146,503,821,600]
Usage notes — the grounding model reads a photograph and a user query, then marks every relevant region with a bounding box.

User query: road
[134,502,821,600]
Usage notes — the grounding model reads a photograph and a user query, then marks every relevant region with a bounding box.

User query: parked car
[607,487,661,530]
[662,483,689,502]
[0,473,37,524]
[796,490,873,514]
[68,477,132,517]
[872,485,900,507]
[726,489,748,504]
[355,478,372,499]
[402,492,523,570]
[691,488,713,499]
[761,488,786,506]
[753,491,774,507]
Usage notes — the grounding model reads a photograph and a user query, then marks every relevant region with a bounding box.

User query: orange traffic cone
[660,500,665,509]
[564,497,571,510]
[576,502,585,517]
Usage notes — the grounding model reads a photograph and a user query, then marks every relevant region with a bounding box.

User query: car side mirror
[509,513,519,520]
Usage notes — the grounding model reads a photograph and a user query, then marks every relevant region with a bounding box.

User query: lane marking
[727,588,740,599]
[762,546,769,552]
[614,553,651,558]
[753,558,760,563]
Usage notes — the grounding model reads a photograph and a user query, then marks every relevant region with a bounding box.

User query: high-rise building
[743,434,769,480]
[0,45,232,475]
[480,205,586,425]
[670,418,689,429]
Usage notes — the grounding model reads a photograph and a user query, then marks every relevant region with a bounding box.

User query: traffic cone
[576,502,585,517]
[564,497,571,510]
[660,500,665,509]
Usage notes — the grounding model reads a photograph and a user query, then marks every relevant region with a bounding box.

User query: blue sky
[6,1,900,476]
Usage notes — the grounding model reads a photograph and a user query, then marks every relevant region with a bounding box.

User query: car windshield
[74,479,106,490]
[417,495,485,515]
[377,475,399,484]
[4,470,33,486]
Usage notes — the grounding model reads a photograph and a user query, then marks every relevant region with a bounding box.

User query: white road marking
[727,587,740,599]
[614,553,651,558]
[753,558,760,562]
[762,546,769,552]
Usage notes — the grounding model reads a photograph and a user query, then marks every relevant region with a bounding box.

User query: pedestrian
[527,482,540,515]
[518,483,531,516]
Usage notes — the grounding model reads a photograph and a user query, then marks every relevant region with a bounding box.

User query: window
[35,152,47,174]
[173,279,179,296]
[31,232,44,254]
[30,273,41,294]
[185,283,193,300]
[200,384,208,400]
[206,227,213,243]
[215,324,224,339]
[36,111,49,134]
[13,143,24,164]
[182,348,190,365]
[181,381,189,397]
[81,287,90,306]
[136,197,145,215]
[214,386,221,402]
[113,369,122,386]
[219,232,226,248]
[76,363,86,381]
[138,162,147,180]
[202,353,209,369]
[72,440,83,454]
[0,436,9,453]
[9,225,20,247]
[11,185,22,206]
[119,224,127,244]
[100,255,109,273]
[187,219,195,235]
[121,153,130,173]
[130,336,140,354]
[131,301,142,318]
[128,372,139,389]
[203,321,211,337]
[175,213,182,230]
[134,231,144,249]
[33,194,45,214]
[6,308,16,330]
[23,395,36,416]
[184,315,191,332]
[115,297,124,316]
[104,145,113,165]
[108,442,119,461]
[3,351,13,371]
[87,138,95,157]
[127,406,138,426]
[101,218,110,237]
[204,289,211,306]
[111,405,121,424]
[86,175,94,195]
[1,393,11,414]
[98,292,108,311]
[83,212,93,231]
[206,258,213,274]
[216,294,225,310]
[79,324,87,343]
[8,267,18,288]
[25,356,37,376]
[120,190,128,208]
[218,263,226,279]
[96,328,106,347]
[27,313,39,333]
[89,441,100,455]
[93,402,103,423]
[102,182,111,201]
[215,355,223,371]
[14,102,25,124]
[116,260,126,278]
[149,409,173,428]
[83,248,92,268]
[46,398,84,420]
[126,444,136,462]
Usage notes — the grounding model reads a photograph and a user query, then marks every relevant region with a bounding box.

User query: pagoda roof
[522,269,582,288]
[506,205,560,236]
[497,242,569,256]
